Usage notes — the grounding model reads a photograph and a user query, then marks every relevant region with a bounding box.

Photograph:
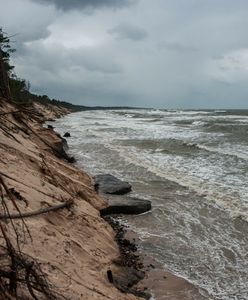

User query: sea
[53,109,248,300]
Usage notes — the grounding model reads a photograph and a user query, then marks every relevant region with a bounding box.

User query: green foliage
[0,28,15,74]
[9,77,31,103]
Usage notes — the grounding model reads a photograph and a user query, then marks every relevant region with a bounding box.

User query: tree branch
[0,199,73,220]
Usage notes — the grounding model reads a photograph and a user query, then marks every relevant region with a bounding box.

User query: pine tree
[0,28,14,100]
[0,28,15,73]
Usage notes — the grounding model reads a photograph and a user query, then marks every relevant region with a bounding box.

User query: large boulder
[100,198,152,216]
[94,174,132,195]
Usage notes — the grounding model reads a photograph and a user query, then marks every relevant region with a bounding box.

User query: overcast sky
[1,0,248,108]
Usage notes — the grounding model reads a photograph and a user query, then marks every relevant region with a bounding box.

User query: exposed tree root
[0,222,64,300]
[0,199,73,220]
[0,175,69,300]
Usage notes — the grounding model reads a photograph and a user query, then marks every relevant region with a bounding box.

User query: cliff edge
[0,97,141,300]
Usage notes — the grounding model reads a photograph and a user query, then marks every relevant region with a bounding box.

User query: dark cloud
[0,0,55,44]
[18,41,122,74]
[2,0,248,108]
[32,0,135,11]
[108,23,148,41]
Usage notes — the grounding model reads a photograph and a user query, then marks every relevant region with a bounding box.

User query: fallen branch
[0,199,73,220]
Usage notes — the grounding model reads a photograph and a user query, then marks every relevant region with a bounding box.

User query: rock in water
[94,174,132,195]
[63,132,71,137]
[53,132,75,163]
[100,198,152,216]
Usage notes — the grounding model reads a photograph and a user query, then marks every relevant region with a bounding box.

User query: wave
[192,144,248,160]
[192,121,207,126]
[205,123,248,136]
[166,141,247,160]
[119,138,248,161]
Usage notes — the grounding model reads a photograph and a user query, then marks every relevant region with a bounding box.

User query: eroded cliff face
[0,97,140,300]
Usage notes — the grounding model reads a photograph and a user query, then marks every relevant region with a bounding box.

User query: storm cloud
[1,0,248,108]
[32,0,135,11]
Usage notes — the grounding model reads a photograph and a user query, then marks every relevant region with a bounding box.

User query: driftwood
[0,199,73,220]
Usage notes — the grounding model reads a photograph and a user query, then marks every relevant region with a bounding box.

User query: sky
[1,0,248,108]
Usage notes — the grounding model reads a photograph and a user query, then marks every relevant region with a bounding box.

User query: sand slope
[0,97,140,299]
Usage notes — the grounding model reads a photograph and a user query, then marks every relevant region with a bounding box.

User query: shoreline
[50,107,209,300]
[103,213,207,300]
[55,108,214,300]
[0,97,208,300]
[0,97,143,299]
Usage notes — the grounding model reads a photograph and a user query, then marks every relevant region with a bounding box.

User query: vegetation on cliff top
[0,28,87,111]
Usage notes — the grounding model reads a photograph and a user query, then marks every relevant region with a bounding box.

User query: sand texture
[0,97,140,300]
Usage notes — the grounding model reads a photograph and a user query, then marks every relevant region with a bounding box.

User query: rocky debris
[47,124,54,129]
[100,198,152,216]
[63,132,71,137]
[94,174,132,195]
[61,137,69,151]
[104,216,151,300]
[53,132,75,163]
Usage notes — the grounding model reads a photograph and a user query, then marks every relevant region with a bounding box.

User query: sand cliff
[0,97,141,299]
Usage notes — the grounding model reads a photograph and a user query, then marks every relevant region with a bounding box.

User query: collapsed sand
[0,98,141,300]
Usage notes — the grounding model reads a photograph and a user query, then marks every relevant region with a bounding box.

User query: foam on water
[52,108,248,300]
[54,109,248,217]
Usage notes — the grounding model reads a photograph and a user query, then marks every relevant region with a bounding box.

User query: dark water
[53,109,248,300]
